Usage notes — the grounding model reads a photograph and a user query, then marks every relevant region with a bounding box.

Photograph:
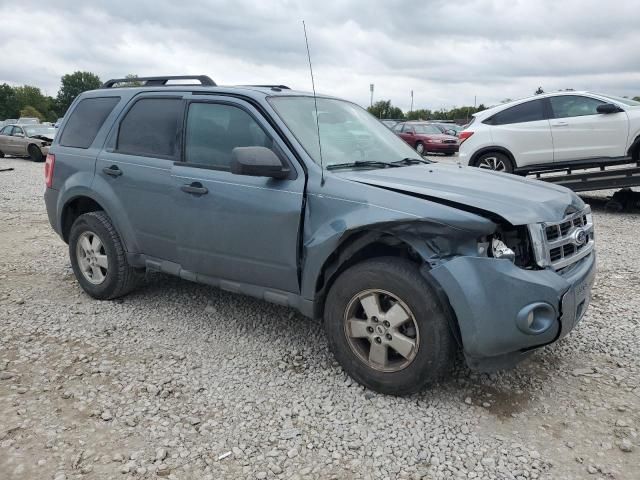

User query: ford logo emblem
[573,228,587,246]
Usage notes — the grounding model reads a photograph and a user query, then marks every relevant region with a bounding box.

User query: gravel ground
[1,157,639,480]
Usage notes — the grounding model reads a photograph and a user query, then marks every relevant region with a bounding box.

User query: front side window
[488,100,545,125]
[117,98,182,158]
[184,103,273,169]
[550,95,606,118]
[268,96,419,168]
[402,124,415,133]
[59,96,120,149]
[13,127,24,136]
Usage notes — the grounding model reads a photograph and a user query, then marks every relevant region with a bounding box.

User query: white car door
[487,99,553,167]
[549,95,628,162]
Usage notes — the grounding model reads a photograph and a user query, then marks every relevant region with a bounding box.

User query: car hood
[338,163,584,225]
[29,133,55,141]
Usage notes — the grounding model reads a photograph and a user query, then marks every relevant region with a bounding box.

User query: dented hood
[337,162,584,225]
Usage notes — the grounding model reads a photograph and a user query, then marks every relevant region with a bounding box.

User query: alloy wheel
[76,231,108,285]
[477,156,507,171]
[343,289,420,372]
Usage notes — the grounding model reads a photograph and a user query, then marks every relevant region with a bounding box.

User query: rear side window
[59,97,120,148]
[116,98,182,158]
[487,100,545,125]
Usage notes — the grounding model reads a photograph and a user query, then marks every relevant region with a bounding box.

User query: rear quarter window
[59,97,120,149]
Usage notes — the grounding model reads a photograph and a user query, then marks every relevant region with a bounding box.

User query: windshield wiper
[326,161,402,171]
[392,157,432,165]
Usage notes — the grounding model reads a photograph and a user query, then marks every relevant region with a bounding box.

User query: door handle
[181,182,208,195]
[552,122,569,127]
[103,165,122,177]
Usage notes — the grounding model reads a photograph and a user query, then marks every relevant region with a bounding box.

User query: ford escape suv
[44,75,596,395]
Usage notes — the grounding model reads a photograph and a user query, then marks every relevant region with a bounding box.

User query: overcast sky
[2,0,639,111]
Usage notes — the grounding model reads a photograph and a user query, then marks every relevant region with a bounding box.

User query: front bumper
[426,143,459,153]
[430,251,596,371]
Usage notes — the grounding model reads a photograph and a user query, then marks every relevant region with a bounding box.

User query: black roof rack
[101,75,216,88]
[241,85,291,90]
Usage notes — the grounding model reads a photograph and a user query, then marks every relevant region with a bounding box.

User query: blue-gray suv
[44,75,596,395]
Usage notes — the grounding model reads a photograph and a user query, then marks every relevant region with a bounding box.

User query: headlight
[491,238,515,262]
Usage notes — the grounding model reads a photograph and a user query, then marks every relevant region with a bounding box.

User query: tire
[0,150,4,158]
[28,144,43,162]
[415,142,425,155]
[324,257,455,396]
[443,152,455,156]
[473,151,513,173]
[68,211,144,300]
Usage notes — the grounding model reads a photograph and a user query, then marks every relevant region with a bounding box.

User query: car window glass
[116,98,182,158]
[13,127,24,136]
[185,103,273,169]
[550,95,606,118]
[414,124,440,134]
[0,126,12,135]
[59,97,120,149]
[392,123,404,133]
[489,100,545,125]
[402,124,415,133]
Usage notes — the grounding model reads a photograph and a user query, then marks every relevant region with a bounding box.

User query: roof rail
[101,75,216,88]
[242,85,291,90]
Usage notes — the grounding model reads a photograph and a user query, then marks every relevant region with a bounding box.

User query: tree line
[367,99,488,123]
[0,72,140,122]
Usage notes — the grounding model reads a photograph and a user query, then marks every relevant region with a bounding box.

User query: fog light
[516,302,555,335]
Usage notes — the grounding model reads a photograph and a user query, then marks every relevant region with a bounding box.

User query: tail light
[458,131,474,144]
[45,154,55,188]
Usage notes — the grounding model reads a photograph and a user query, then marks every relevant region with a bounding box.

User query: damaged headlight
[491,238,515,262]
[478,225,536,268]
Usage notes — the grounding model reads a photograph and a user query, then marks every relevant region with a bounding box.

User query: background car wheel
[0,150,4,158]
[443,152,455,156]
[28,144,43,162]
[324,257,455,396]
[473,152,513,173]
[69,211,144,300]
[415,142,425,155]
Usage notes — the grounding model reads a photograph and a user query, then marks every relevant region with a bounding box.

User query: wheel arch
[628,133,640,160]
[311,228,463,346]
[469,146,516,168]
[60,195,106,243]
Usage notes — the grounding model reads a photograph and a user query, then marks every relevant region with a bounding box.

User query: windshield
[593,93,640,107]
[24,125,55,137]
[268,96,420,168]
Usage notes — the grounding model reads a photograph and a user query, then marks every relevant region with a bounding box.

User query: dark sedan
[392,122,459,155]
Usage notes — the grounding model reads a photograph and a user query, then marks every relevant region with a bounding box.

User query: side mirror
[231,146,290,179]
[597,103,622,114]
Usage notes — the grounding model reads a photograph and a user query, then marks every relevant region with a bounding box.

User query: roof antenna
[303,20,325,186]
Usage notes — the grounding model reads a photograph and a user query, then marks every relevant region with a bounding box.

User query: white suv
[458,92,640,174]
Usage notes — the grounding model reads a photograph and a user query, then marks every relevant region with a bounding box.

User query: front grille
[443,140,457,144]
[529,206,594,270]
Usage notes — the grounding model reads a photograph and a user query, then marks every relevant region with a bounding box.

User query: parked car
[44,75,595,395]
[393,121,459,155]
[16,117,40,125]
[459,92,640,173]
[0,119,18,128]
[54,117,64,128]
[0,124,55,161]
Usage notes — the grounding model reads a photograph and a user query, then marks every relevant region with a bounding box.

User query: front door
[172,96,304,293]
[549,95,628,162]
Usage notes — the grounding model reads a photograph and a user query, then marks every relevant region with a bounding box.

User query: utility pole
[370,84,374,108]
[410,90,414,114]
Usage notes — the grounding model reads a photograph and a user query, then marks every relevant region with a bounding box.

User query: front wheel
[69,211,144,299]
[415,142,425,155]
[473,152,513,173]
[324,257,455,395]
[28,144,43,162]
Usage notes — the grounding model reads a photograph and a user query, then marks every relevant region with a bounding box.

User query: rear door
[0,126,16,154]
[96,94,184,262]
[549,95,628,161]
[486,99,553,167]
[171,95,304,293]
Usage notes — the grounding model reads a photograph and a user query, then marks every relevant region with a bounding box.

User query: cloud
[1,0,639,111]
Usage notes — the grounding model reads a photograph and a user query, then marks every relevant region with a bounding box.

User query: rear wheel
[0,150,4,158]
[415,142,425,155]
[28,144,43,162]
[69,211,144,300]
[324,257,455,395]
[474,151,513,173]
